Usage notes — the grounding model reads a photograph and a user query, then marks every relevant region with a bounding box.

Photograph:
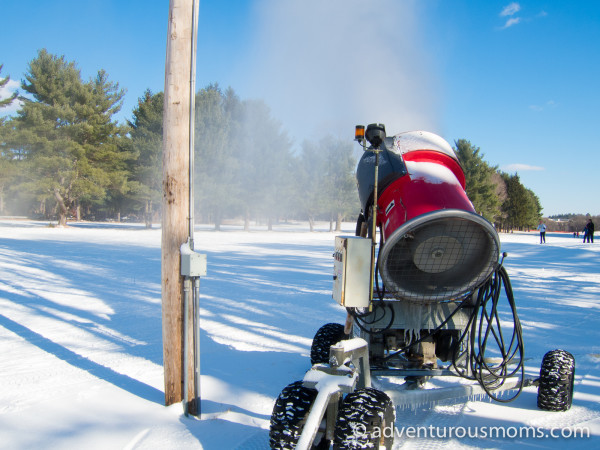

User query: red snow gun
[355,124,500,303]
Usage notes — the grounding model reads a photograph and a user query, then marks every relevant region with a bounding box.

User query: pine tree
[454,139,501,223]
[0,64,18,213]
[0,121,17,214]
[501,172,531,230]
[128,90,164,227]
[234,97,293,230]
[0,65,17,109]
[524,188,543,228]
[194,84,240,230]
[12,49,127,225]
[321,136,358,231]
[75,70,130,220]
[297,140,328,231]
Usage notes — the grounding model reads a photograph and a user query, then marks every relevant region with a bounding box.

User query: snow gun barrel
[356,128,500,302]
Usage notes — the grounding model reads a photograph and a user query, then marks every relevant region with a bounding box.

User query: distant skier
[583,219,595,243]
[537,220,546,244]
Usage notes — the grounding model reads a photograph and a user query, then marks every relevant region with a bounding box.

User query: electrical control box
[332,236,372,307]
[180,244,207,277]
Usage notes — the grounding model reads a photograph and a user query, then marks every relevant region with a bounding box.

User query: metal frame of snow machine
[270,331,575,449]
[268,125,576,450]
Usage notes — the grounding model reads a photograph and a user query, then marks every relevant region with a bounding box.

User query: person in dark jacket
[584,219,595,243]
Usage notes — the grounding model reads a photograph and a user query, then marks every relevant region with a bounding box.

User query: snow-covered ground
[0,220,598,449]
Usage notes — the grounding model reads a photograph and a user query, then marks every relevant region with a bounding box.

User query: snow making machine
[269,124,576,450]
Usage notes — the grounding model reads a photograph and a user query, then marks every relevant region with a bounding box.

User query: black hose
[452,265,525,402]
[369,264,524,403]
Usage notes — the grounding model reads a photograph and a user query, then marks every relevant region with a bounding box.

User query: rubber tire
[269,381,329,449]
[333,388,395,450]
[537,349,575,411]
[310,323,347,365]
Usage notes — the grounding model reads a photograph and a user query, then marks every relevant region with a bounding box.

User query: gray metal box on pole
[180,245,207,277]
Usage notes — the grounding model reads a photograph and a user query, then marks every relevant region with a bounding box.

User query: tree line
[0,50,357,230]
[454,139,543,231]
[1,50,543,231]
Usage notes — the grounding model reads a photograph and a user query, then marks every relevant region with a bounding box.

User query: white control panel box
[333,236,372,307]
[180,242,207,277]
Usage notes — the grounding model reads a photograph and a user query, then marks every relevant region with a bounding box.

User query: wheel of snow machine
[333,388,395,450]
[269,381,329,449]
[537,349,575,411]
[310,323,347,365]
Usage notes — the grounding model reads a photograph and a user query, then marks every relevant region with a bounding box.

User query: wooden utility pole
[162,0,194,407]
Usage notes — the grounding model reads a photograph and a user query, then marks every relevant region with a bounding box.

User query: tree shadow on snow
[0,232,343,422]
[0,313,164,404]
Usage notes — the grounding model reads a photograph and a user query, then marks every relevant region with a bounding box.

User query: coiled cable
[451,264,525,402]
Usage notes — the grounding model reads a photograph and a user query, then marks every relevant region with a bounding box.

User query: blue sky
[1,0,599,216]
